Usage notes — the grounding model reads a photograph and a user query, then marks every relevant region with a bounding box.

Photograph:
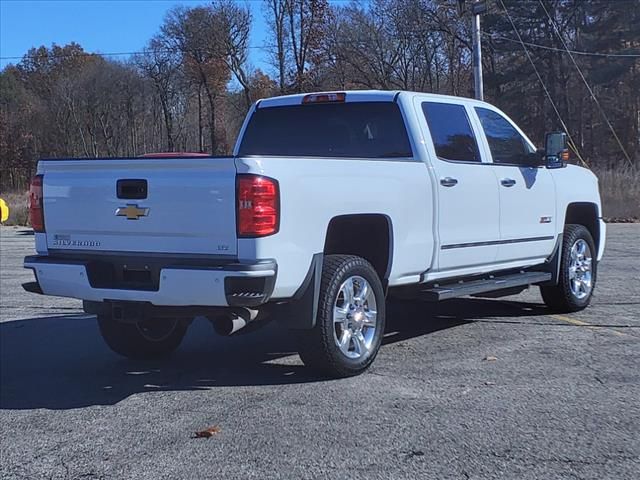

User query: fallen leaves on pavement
[193,426,221,439]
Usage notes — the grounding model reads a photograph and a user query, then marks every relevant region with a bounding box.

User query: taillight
[237,175,279,237]
[29,174,45,233]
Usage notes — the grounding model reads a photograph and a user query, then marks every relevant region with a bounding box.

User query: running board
[419,271,552,301]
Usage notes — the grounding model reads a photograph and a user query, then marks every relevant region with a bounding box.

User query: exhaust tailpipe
[213,315,247,336]
[211,308,260,336]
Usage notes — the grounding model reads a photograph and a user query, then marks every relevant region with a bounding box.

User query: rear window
[422,102,480,162]
[238,102,413,159]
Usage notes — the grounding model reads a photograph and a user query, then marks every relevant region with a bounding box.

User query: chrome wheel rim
[333,276,377,360]
[136,318,178,342]
[569,239,593,300]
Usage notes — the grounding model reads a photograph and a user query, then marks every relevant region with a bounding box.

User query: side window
[422,102,481,162]
[475,107,533,164]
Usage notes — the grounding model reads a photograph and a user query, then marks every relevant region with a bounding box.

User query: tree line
[1,0,638,190]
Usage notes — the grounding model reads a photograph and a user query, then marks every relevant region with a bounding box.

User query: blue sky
[0,0,271,71]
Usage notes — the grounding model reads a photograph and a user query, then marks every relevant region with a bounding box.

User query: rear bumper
[23,255,276,307]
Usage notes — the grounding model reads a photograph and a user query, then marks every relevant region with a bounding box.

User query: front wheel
[296,255,386,378]
[540,224,597,313]
[97,315,188,359]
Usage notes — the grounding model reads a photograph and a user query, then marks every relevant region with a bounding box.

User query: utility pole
[460,0,487,101]
[472,6,484,100]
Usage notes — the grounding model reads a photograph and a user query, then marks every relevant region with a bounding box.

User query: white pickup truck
[24,90,605,377]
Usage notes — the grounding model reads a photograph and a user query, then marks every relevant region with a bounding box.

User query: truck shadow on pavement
[0,297,550,411]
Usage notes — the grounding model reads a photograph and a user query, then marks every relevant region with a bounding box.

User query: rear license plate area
[122,268,152,285]
[86,260,160,291]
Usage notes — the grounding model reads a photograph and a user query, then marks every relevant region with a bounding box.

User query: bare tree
[161,6,230,154]
[264,0,288,92]
[285,0,329,92]
[215,0,253,109]
[136,37,183,152]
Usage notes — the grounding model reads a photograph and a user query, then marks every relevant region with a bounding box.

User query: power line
[1,50,146,61]
[537,0,635,170]
[5,35,638,63]
[485,33,640,58]
[0,44,274,62]
[497,0,588,168]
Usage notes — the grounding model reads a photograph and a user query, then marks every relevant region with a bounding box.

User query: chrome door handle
[500,178,516,187]
[440,177,458,187]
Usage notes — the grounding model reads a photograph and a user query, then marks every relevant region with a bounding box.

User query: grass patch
[593,166,640,222]
[1,191,29,226]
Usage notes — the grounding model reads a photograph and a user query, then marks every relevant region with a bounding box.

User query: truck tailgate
[39,157,238,256]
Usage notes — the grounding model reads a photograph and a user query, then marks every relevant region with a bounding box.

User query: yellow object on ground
[0,198,9,222]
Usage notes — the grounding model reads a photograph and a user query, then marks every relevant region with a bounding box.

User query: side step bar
[419,271,552,301]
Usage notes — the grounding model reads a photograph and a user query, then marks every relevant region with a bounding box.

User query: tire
[297,255,386,378]
[97,315,188,359]
[540,224,597,313]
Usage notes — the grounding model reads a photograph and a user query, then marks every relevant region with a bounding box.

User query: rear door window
[238,102,413,159]
[422,102,481,162]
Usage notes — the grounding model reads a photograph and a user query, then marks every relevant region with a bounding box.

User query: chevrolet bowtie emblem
[116,204,149,220]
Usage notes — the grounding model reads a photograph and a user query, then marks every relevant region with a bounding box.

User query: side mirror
[544,132,569,169]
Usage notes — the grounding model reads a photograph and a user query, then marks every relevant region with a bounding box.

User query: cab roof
[257,90,491,109]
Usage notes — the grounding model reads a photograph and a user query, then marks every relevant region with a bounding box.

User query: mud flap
[537,233,563,286]
[272,253,323,329]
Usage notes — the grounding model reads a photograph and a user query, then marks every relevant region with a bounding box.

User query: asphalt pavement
[1,225,639,480]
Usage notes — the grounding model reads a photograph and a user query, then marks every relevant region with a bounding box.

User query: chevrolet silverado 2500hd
[24,90,606,377]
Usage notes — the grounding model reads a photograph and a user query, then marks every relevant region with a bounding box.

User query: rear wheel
[540,224,597,313]
[297,255,386,378]
[97,315,188,359]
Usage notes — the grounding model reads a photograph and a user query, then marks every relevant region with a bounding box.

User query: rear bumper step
[419,271,551,301]
[22,281,43,295]
[23,255,276,308]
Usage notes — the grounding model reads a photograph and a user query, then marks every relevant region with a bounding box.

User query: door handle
[500,178,516,187]
[440,177,458,187]
[117,179,148,199]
